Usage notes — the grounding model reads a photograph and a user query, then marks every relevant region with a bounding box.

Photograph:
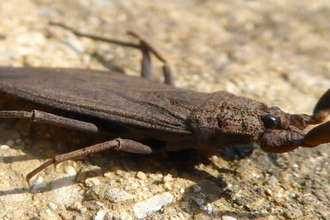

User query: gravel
[0,0,329,219]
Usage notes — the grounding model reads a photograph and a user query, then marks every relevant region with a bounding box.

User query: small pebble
[104,188,134,203]
[164,182,173,190]
[265,189,272,196]
[0,144,10,149]
[94,210,106,220]
[133,192,173,219]
[204,203,213,215]
[191,197,205,206]
[155,172,163,179]
[163,174,172,182]
[115,170,123,175]
[48,202,58,210]
[222,216,237,220]
[265,176,278,185]
[65,165,77,177]
[85,177,101,188]
[136,171,147,180]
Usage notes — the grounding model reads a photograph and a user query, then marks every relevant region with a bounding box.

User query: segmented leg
[302,121,330,147]
[49,22,174,86]
[0,110,155,183]
[0,110,99,133]
[26,138,153,183]
[298,89,330,147]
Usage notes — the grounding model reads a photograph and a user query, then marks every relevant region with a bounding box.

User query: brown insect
[0,23,329,183]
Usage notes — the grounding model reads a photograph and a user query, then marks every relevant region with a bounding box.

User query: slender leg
[0,110,99,133]
[141,48,152,79]
[163,63,174,86]
[26,138,153,183]
[49,22,174,86]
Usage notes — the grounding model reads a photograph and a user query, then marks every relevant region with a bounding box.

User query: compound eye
[262,115,278,129]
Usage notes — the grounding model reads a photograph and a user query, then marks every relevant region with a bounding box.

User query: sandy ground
[0,0,329,219]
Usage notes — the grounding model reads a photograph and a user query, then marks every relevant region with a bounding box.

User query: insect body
[0,23,329,182]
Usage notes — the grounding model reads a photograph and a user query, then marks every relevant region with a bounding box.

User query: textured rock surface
[0,0,329,219]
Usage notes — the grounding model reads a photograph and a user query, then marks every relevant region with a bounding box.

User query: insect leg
[141,47,152,79]
[26,138,153,183]
[127,31,174,85]
[0,110,99,133]
[311,88,330,123]
[49,22,174,85]
[302,121,330,147]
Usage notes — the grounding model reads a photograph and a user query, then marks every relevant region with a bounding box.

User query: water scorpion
[0,22,329,183]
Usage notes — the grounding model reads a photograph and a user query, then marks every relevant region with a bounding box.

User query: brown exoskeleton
[0,23,329,183]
